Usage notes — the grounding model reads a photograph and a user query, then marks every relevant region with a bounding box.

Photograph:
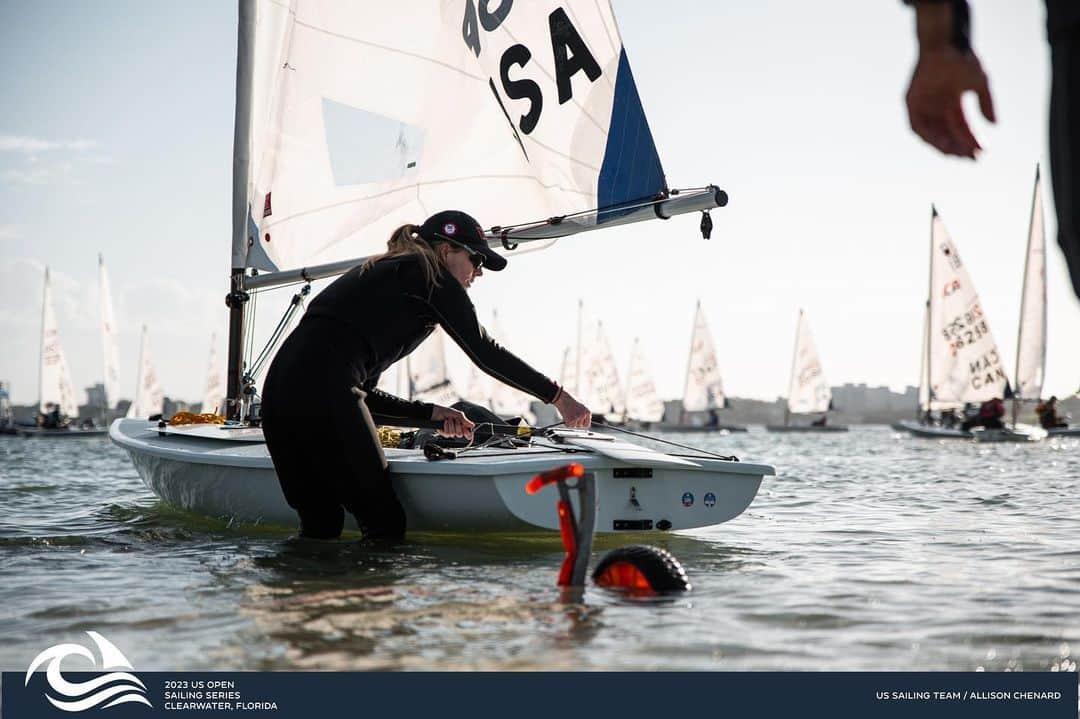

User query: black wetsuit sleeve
[424,276,559,403]
[359,377,434,424]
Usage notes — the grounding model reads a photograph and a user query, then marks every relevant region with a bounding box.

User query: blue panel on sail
[597,50,667,222]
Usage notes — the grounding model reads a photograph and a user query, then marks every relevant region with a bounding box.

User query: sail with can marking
[926,210,1008,409]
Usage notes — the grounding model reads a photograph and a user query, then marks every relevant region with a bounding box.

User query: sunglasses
[436,234,485,269]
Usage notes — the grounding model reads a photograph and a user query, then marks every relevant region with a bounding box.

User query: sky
[1,0,1077,407]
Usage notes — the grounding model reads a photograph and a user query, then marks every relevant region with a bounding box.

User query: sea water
[1,428,1078,672]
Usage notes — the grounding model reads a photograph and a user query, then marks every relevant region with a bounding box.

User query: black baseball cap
[417,210,507,271]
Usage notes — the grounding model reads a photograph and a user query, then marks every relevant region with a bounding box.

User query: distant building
[85,383,107,411]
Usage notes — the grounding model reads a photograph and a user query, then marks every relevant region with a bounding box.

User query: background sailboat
[202,331,226,415]
[488,310,537,423]
[127,325,164,419]
[98,254,121,416]
[19,268,105,437]
[766,309,848,432]
[408,328,460,406]
[623,338,664,426]
[974,168,1051,442]
[662,301,745,432]
[898,208,1009,439]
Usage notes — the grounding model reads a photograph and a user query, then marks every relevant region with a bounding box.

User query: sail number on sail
[463,2,602,154]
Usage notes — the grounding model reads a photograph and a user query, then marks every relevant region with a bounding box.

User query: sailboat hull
[893,420,972,439]
[764,424,849,433]
[110,419,773,534]
[656,424,748,433]
[17,427,108,439]
[1047,427,1080,437]
[971,424,1048,443]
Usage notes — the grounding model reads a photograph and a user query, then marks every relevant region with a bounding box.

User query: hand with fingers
[553,390,591,429]
[431,405,475,439]
[904,1,995,159]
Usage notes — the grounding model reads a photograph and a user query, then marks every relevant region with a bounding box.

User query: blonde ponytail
[361,223,444,287]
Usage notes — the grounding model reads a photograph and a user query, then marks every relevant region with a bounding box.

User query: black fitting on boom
[225,289,250,309]
[700,210,713,240]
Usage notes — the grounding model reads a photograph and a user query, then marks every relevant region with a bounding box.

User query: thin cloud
[0,135,97,153]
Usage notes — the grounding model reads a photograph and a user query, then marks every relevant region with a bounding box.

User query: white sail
[237,1,668,272]
[39,268,79,419]
[127,325,164,419]
[1014,167,1047,402]
[927,210,1009,408]
[681,300,725,412]
[202,331,226,415]
[786,310,831,415]
[98,255,121,410]
[488,310,535,420]
[409,328,459,406]
[625,338,664,423]
[581,320,624,417]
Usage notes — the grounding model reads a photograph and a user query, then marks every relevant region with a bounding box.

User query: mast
[918,299,929,420]
[1012,165,1042,427]
[226,0,256,420]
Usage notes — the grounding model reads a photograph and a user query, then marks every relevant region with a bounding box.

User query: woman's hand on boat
[554,392,591,429]
[431,405,475,439]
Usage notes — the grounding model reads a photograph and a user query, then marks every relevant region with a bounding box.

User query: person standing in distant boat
[1036,396,1069,429]
[260,210,591,542]
[963,397,1005,431]
[901,0,1080,300]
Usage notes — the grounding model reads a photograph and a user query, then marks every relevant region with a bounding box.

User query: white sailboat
[623,338,664,425]
[126,325,164,420]
[488,310,536,422]
[110,0,773,534]
[978,167,1053,442]
[580,319,625,421]
[20,268,104,438]
[408,328,460,407]
[202,331,226,415]
[766,310,848,432]
[662,301,745,432]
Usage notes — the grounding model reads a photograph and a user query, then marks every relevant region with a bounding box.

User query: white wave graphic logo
[25,631,152,712]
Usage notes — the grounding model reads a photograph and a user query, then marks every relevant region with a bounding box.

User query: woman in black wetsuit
[261,210,591,541]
